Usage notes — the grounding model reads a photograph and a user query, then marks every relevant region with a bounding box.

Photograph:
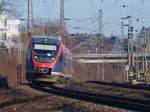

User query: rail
[31,83,150,111]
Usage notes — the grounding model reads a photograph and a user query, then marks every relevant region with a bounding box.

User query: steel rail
[86,80,150,91]
[31,83,150,111]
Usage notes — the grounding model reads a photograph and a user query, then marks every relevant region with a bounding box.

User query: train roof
[31,35,61,44]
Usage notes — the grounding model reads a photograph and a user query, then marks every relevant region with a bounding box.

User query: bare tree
[0,0,5,14]
[0,0,22,18]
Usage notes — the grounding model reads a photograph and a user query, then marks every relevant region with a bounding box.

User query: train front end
[26,36,64,83]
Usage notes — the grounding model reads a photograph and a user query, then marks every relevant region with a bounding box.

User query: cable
[103,0,120,14]
[48,0,55,18]
[71,36,98,51]
[132,40,150,52]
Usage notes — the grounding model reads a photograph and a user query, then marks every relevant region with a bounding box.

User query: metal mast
[17,26,22,85]
[141,0,148,82]
[28,0,33,37]
[122,16,134,82]
[60,0,65,37]
[121,21,124,81]
[98,9,104,80]
[127,16,134,82]
[141,26,148,82]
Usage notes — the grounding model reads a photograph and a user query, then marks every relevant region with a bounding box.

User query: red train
[26,35,73,83]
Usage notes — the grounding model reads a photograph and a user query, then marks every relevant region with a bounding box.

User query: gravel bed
[0,85,127,112]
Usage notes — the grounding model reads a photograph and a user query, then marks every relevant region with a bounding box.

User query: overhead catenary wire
[103,0,120,14]
[71,36,98,51]
[132,40,150,53]
[48,0,56,18]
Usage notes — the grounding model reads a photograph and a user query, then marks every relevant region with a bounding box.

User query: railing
[75,53,150,59]
[75,53,150,63]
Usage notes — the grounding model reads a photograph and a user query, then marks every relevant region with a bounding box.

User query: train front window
[33,44,58,63]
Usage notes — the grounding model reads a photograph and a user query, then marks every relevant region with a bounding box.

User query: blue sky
[31,0,150,37]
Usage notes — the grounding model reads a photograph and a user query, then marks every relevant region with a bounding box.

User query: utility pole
[123,16,134,83]
[144,27,148,82]
[60,0,65,37]
[121,21,124,81]
[98,9,104,80]
[127,16,134,82]
[28,0,33,38]
[139,0,149,83]
[140,27,148,82]
[17,26,22,85]
[122,16,134,83]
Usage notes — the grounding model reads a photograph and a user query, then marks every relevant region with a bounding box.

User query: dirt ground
[0,85,127,112]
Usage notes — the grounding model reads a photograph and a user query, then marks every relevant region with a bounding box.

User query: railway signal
[122,16,134,83]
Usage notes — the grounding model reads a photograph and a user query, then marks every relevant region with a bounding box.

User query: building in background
[0,15,6,48]
[6,20,21,49]
[0,15,20,49]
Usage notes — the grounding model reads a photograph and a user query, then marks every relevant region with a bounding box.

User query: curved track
[86,81,150,90]
[31,83,150,112]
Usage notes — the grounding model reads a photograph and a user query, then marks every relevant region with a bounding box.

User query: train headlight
[47,53,51,56]
[52,57,54,60]
[35,56,38,59]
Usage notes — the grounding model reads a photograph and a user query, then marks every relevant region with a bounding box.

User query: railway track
[86,81,150,90]
[31,83,150,112]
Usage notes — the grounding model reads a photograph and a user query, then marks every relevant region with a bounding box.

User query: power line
[48,0,55,18]
[103,0,120,14]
